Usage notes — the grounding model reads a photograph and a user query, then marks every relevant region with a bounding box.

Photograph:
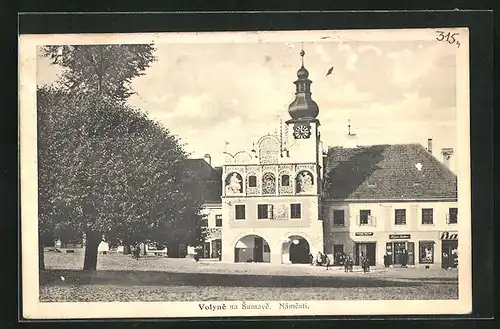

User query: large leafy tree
[38,88,204,270]
[38,44,204,271]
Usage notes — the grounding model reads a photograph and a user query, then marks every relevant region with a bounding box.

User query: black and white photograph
[20,29,471,318]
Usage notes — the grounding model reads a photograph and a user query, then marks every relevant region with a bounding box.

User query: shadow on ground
[40,269,457,289]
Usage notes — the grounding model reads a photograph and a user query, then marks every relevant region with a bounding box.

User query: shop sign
[355,232,374,236]
[389,234,411,239]
[440,231,458,240]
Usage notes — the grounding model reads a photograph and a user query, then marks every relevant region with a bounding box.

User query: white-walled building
[322,144,458,269]
[186,50,458,268]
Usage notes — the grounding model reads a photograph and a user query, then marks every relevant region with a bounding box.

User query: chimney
[427,138,433,154]
[203,154,211,166]
[441,148,454,168]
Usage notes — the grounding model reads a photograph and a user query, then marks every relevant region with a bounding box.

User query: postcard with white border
[20,28,471,319]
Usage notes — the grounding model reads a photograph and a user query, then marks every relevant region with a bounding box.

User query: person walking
[362,257,370,273]
[383,253,390,267]
[316,251,324,267]
[401,249,408,268]
[133,244,140,260]
[325,254,331,271]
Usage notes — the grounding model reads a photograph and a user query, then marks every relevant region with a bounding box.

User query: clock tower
[286,48,322,166]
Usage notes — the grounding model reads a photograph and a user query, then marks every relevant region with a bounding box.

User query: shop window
[290,203,301,219]
[248,175,257,188]
[395,209,406,225]
[235,205,246,220]
[333,210,345,226]
[215,215,222,227]
[421,208,434,224]
[359,209,371,225]
[448,208,458,224]
[419,241,434,264]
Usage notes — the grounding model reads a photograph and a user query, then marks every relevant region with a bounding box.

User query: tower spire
[287,43,319,120]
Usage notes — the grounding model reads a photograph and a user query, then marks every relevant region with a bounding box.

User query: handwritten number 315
[436,31,460,48]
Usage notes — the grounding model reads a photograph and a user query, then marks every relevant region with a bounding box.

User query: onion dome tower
[286,47,320,141]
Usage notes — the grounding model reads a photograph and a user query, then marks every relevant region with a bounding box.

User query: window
[448,208,458,224]
[419,241,434,264]
[258,204,269,219]
[333,210,345,226]
[422,208,434,224]
[359,210,371,225]
[235,205,246,220]
[395,209,406,225]
[281,175,290,187]
[248,176,257,188]
[200,216,208,227]
[215,215,222,227]
[333,244,344,255]
[290,204,301,219]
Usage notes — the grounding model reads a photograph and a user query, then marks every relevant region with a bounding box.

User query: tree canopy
[42,45,156,102]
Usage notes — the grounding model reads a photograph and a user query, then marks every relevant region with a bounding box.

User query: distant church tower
[286,48,323,175]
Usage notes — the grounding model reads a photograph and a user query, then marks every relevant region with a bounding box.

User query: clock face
[293,123,311,139]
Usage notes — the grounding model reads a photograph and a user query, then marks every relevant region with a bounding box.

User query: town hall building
[189,49,459,269]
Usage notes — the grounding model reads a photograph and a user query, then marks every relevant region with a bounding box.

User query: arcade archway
[234,235,271,263]
[284,235,311,264]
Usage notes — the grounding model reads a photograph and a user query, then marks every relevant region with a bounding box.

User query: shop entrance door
[202,242,210,258]
[253,237,264,262]
[211,239,222,258]
[391,242,415,266]
[354,243,376,266]
[442,240,458,269]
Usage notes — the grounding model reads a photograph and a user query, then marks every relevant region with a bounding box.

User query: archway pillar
[269,239,285,265]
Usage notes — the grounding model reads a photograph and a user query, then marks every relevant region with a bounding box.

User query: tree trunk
[123,238,131,255]
[39,236,45,271]
[83,230,100,271]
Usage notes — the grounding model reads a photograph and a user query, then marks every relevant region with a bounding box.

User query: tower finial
[300,42,305,66]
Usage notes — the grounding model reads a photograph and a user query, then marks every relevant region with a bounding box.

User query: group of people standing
[309,251,370,273]
[310,251,332,270]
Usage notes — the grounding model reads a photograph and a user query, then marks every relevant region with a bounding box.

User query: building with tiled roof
[184,158,222,204]
[322,143,458,269]
[185,49,459,269]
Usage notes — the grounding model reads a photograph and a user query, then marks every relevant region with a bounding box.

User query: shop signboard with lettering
[389,234,411,239]
[355,232,374,236]
[440,231,458,240]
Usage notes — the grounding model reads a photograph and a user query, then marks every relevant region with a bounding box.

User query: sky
[37,36,459,170]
